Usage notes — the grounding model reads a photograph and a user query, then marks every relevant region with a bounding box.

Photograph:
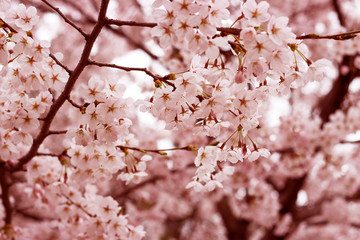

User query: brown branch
[332,0,346,27]
[11,0,110,172]
[279,175,307,214]
[105,19,360,41]
[36,152,61,157]
[49,53,72,75]
[105,18,157,28]
[87,60,177,89]
[60,193,95,218]
[297,31,360,40]
[117,145,194,155]
[317,55,360,124]
[40,0,88,38]
[340,140,360,144]
[105,25,159,60]
[87,60,158,79]
[59,0,159,59]
[217,196,249,240]
[0,18,18,33]
[0,165,12,225]
[66,98,83,110]
[48,130,67,135]
[115,176,164,200]
[15,208,54,221]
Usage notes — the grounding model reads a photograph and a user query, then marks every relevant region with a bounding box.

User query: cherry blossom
[0,0,360,239]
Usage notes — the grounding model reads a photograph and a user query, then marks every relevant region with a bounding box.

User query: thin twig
[36,152,61,157]
[60,193,95,218]
[49,53,72,75]
[115,176,164,199]
[41,0,88,38]
[340,140,360,144]
[297,30,360,40]
[48,130,68,135]
[66,98,83,110]
[87,60,177,89]
[105,18,157,28]
[0,17,18,33]
[105,19,360,41]
[87,60,158,78]
[117,145,195,155]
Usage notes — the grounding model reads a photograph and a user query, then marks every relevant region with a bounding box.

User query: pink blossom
[13,4,39,31]
[242,0,270,26]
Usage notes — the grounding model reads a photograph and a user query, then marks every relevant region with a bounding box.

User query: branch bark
[0,165,12,225]
[217,196,249,240]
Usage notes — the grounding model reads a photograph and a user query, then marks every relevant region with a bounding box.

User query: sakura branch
[0,166,12,225]
[105,19,360,41]
[105,19,157,28]
[87,60,157,79]
[66,97,83,110]
[47,130,67,135]
[40,0,88,38]
[297,30,360,40]
[87,60,176,88]
[49,53,72,75]
[0,18,17,33]
[117,145,196,156]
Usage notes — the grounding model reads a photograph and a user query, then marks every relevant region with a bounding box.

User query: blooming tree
[0,0,360,239]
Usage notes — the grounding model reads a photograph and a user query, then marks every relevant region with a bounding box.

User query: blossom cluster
[0,4,66,162]
[0,2,146,238]
[150,0,332,191]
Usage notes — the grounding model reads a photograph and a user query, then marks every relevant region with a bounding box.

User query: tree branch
[114,176,164,200]
[105,18,157,28]
[104,19,360,41]
[48,130,67,135]
[317,55,360,124]
[0,165,12,225]
[0,18,17,33]
[66,98,83,110]
[49,53,72,75]
[40,0,88,38]
[117,145,195,155]
[217,196,249,240]
[87,60,177,89]
[87,60,158,79]
[11,0,110,172]
[332,0,346,27]
[296,31,360,40]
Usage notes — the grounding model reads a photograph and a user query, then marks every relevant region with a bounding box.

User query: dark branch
[105,18,157,28]
[41,0,88,38]
[332,0,346,27]
[49,53,72,75]
[0,165,12,225]
[317,55,360,123]
[115,176,164,200]
[47,130,67,135]
[66,98,83,110]
[217,196,249,240]
[87,60,158,79]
